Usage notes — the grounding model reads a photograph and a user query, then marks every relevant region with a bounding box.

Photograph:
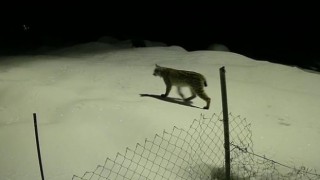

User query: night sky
[1,4,319,71]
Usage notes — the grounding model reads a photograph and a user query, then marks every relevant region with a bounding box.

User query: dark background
[1,4,319,71]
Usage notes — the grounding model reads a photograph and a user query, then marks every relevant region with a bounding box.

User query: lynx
[153,64,211,109]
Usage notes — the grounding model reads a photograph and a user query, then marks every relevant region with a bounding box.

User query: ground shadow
[140,94,202,109]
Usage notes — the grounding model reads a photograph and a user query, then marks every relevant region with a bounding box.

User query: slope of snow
[0,43,319,180]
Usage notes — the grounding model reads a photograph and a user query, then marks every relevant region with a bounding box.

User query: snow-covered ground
[0,41,319,180]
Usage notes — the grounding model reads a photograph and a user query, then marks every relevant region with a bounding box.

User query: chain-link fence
[72,113,320,180]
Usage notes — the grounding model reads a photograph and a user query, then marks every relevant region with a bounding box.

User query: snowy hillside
[0,42,319,180]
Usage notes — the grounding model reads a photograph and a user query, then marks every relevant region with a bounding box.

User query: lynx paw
[203,106,210,110]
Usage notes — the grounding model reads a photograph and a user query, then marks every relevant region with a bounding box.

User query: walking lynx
[153,64,211,109]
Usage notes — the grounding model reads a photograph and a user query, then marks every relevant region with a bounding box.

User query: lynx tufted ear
[155,64,160,68]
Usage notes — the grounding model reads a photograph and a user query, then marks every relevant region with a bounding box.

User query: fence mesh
[72,113,320,180]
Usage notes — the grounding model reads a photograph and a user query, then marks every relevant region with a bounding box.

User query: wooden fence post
[220,66,231,180]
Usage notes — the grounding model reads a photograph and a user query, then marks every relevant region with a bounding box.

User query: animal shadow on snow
[139,94,202,109]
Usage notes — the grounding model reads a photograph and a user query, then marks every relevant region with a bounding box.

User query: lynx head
[153,64,163,77]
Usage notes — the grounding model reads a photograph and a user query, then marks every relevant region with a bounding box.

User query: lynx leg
[177,87,185,99]
[195,89,211,109]
[184,88,196,101]
[161,84,172,97]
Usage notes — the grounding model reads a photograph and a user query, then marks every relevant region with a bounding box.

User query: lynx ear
[155,64,160,67]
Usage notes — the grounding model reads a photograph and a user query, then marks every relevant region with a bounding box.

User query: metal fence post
[34,113,45,180]
[220,66,231,180]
